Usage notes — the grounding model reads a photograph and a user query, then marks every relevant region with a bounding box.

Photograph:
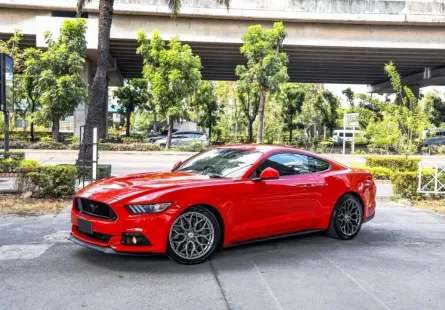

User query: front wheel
[167,206,220,264]
[327,194,363,240]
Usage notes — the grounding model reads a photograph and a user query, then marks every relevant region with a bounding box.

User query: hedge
[365,156,420,172]
[391,171,445,200]
[77,164,112,180]
[351,165,392,180]
[0,151,25,160]
[0,159,20,173]
[26,165,78,198]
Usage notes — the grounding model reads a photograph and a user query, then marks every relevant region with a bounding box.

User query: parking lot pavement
[1,201,445,310]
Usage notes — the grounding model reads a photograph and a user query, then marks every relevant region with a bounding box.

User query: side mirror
[254,167,280,181]
[172,161,183,171]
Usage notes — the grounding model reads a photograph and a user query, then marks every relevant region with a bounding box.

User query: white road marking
[0,230,71,260]
[252,261,284,310]
[323,255,391,310]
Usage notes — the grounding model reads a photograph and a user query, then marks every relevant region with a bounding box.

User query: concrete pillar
[99,79,109,139]
[74,59,93,137]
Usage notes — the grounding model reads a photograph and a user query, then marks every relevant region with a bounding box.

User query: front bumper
[70,206,172,254]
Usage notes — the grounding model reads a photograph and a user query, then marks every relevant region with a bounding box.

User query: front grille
[76,227,112,242]
[74,198,117,220]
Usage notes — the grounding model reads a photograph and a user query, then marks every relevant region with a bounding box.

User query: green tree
[365,114,401,154]
[76,0,230,159]
[137,30,201,149]
[236,80,259,143]
[112,78,150,137]
[423,91,445,128]
[215,81,241,139]
[314,90,340,137]
[194,81,221,141]
[342,87,355,107]
[22,48,43,140]
[236,22,289,143]
[277,83,305,143]
[35,19,88,142]
[384,62,430,154]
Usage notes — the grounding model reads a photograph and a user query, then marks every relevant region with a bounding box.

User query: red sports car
[69,145,376,264]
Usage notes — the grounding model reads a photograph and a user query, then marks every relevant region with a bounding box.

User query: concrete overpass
[1,0,445,89]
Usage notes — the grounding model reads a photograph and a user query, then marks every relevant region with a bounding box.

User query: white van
[332,129,361,143]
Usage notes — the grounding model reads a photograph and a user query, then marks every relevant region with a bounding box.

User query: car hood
[76,171,227,203]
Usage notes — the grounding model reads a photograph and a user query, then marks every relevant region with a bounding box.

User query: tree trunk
[247,119,253,143]
[289,113,293,143]
[208,123,212,141]
[125,111,131,137]
[52,118,60,142]
[30,102,35,141]
[153,110,157,133]
[166,116,174,149]
[78,0,114,162]
[256,91,266,144]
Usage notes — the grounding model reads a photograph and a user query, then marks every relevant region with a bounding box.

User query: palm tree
[76,0,230,161]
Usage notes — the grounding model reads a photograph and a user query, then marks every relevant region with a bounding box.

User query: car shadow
[69,225,403,273]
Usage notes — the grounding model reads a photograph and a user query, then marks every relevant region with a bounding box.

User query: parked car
[146,129,178,143]
[155,131,209,148]
[332,129,361,143]
[70,145,376,264]
[422,129,445,146]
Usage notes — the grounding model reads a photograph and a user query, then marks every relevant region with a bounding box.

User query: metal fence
[417,162,445,195]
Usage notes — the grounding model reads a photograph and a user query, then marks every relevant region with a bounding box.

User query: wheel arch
[187,203,225,247]
[339,191,365,215]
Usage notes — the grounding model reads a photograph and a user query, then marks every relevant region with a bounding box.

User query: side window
[307,156,330,172]
[252,153,310,177]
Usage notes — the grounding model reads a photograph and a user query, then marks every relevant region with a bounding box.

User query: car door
[231,152,320,242]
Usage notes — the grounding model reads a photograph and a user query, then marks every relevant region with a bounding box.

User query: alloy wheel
[169,212,215,260]
[337,198,362,236]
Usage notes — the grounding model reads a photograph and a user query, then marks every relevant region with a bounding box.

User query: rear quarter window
[308,157,330,172]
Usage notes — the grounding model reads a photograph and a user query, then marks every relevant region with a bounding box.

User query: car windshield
[175,148,263,179]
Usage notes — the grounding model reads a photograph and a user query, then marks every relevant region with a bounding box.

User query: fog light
[121,233,151,246]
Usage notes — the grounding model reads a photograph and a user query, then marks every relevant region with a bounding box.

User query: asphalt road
[1,201,445,309]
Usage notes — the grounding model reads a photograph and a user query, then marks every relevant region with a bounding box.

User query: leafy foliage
[277,83,305,143]
[112,78,151,137]
[236,22,289,143]
[350,165,392,180]
[137,30,202,149]
[28,165,78,197]
[365,156,420,172]
[423,91,445,128]
[314,90,340,136]
[33,19,88,142]
[342,87,355,107]
[193,81,222,140]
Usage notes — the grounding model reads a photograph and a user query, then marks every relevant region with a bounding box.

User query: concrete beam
[2,0,445,26]
[368,67,445,93]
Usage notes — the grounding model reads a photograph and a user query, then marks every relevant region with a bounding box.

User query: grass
[412,199,445,215]
[0,194,71,216]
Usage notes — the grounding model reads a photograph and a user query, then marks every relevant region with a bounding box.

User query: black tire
[160,143,166,148]
[327,194,363,240]
[166,206,221,265]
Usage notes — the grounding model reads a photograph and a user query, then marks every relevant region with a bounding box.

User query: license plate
[78,218,93,234]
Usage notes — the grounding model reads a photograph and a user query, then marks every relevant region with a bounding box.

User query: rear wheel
[167,206,220,264]
[327,194,363,240]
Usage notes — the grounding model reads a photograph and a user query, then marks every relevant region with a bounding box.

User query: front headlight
[126,202,172,214]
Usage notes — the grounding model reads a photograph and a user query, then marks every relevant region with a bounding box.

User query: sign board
[344,113,359,128]
[0,54,14,112]
[112,113,121,123]
[14,119,27,128]
[342,112,359,155]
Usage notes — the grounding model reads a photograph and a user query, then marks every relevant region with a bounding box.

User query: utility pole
[1,54,14,153]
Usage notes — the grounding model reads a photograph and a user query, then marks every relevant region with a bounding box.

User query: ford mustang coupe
[70,145,376,264]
